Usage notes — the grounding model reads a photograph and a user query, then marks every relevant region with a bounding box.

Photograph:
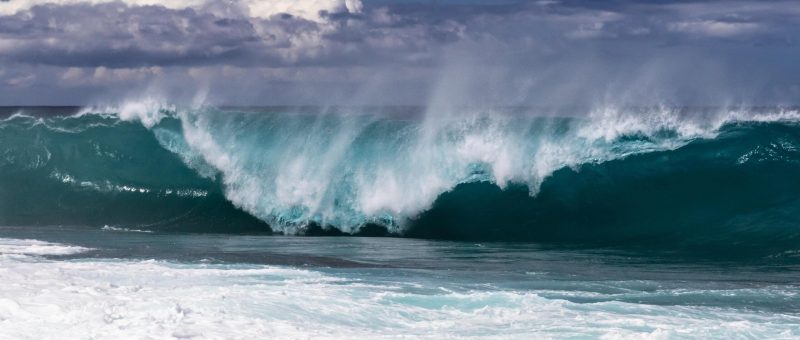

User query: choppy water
[0,226,799,339]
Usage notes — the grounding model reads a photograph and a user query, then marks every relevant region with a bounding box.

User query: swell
[2,107,800,256]
[0,113,269,232]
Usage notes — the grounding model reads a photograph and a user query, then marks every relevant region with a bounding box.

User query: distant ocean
[1,105,799,338]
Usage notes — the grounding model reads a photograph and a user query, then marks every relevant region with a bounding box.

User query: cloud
[244,0,362,20]
[668,20,762,37]
[0,0,471,69]
[0,0,363,21]
[6,73,35,87]
[0,3,263,67]
[0,0,798,105]
[60,67,83,81]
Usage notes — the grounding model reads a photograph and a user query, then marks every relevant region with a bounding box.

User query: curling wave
[1,106,800,253]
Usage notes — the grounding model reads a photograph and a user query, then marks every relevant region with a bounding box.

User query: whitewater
[0,229,798,339]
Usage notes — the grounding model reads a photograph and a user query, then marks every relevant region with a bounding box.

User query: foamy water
[0,237,798,339]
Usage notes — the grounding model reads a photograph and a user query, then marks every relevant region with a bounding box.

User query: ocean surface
[1,105,800,338]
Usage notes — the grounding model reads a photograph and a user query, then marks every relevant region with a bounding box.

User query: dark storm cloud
[0,0,798,105]
[0,2,471,69]
[3,0,791,68]
[1,3,276,67]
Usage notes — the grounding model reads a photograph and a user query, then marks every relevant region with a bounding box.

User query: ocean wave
[2,105,800,253]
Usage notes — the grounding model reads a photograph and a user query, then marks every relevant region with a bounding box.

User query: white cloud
[668,20,762,37]
[558,10,623,39]
[0,38,22,52]
[0,0,362,22]
[242,0,361,20]
[61,67,82,81]
[0,0,201,16]
[6,73,35,87]
[663,1,800,17]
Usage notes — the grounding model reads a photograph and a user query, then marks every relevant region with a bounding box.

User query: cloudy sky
[0,0,798,106]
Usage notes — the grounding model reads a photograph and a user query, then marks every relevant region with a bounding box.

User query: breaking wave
[2,105,800,254]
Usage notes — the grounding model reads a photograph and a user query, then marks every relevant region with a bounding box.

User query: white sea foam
[0,112,36,122]
[49,170,208,197]
[101,225,154,233]
[0,238,91,256]
[0,237,797,339]
[91,97,177,129]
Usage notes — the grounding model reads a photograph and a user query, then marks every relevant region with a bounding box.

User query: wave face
[0,111,268,232]
[2,106,800,253]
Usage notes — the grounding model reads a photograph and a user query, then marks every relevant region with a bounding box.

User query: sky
[0,0,798,106]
